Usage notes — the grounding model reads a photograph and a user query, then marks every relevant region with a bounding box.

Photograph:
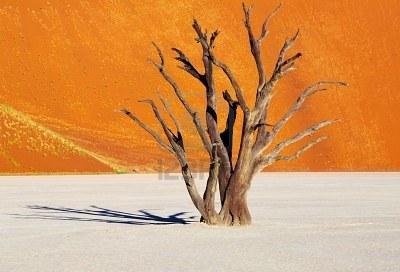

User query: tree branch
[247,21,301,158]
[137,100,207,218]
[242,3,282,97]
[210,55,249,114]
[138,99,181,149]
[192,19,211,49]
[158,94,181,133]
[258,3,282,42]
[273,30,301,76]
[192,19,233,202]
[259,136,328,168]
[253,30,301,122]
[120,108,173,154]
[220,90,239,167]
[149,43,212,156]
[193,18,249,114]
[171,47,205,83]
[257,119,338,169]
[275,136,328,162]
[158,95,185,151]
[253,81,347,154]
[243,3,264,92]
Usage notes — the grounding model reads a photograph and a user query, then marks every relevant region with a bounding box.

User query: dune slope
[0,0,399,172]
[0,104,127,173]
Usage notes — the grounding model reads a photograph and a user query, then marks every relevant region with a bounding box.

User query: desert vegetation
[121,3,346,225]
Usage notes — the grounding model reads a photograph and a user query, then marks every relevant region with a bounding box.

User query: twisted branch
[210,55,249,114]
[120,108,173,154]
[172,48,205,83]
[253,30,301,117]
[242,3,282,97]
[259,3,282,42]
[275,136,328,162]
[257,119,338,169]
[158,94,181,133]
[149,43,212,156]
[254,81,347,154]
[260,136,328,168]
[192,19,233,202]
[137,99,207,217]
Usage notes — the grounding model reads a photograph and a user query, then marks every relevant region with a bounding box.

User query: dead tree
[121,3,346,226]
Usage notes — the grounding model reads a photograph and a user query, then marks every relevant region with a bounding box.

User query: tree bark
[219,170,252,226]
[202,144,220,225]
[121,3,346,227]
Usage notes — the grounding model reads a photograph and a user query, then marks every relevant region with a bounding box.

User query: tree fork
[120,3,346,226]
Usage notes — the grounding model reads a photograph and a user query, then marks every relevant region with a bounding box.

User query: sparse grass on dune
[0,104,130,173]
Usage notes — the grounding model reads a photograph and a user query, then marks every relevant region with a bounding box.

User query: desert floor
[1,173,399,272]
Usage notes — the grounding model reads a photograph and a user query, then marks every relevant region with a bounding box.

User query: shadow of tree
[12,205,197,225]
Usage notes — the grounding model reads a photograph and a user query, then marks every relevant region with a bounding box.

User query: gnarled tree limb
[193,16,248,114]
[138,99,176,145]
[158,95,185,151]
[275,136,328,162]
[137,99,207,218]
[192,19,233,202]
[253,81,347,155]
[242,3,281,97]
[252,29,301,155]
[120,108,173,154]
[253,30,301,116]
[171,47,205,83]
[209,54,249,114]
[149,43,212,156]
[158,94,182,133]
[256,119,338,170]
[220,90,239,167]
[259,3,282,42]
[258,136,328,169]
[121,3,346,226]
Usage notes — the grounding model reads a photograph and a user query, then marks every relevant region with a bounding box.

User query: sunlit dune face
[0,104,114,173]
[0,0,399,173]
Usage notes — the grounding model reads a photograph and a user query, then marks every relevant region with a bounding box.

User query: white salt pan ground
[0,173,399,272]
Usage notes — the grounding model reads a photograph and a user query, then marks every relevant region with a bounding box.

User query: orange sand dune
[0,0,399,173]
[0,103,127,173]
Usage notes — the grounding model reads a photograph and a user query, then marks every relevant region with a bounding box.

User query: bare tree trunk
[220,170,253,226]
[121,3,346,227]
[202,144,220,225]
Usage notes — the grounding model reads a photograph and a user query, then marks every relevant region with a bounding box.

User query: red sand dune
[0,0,399,173]
[0,103,118,173]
